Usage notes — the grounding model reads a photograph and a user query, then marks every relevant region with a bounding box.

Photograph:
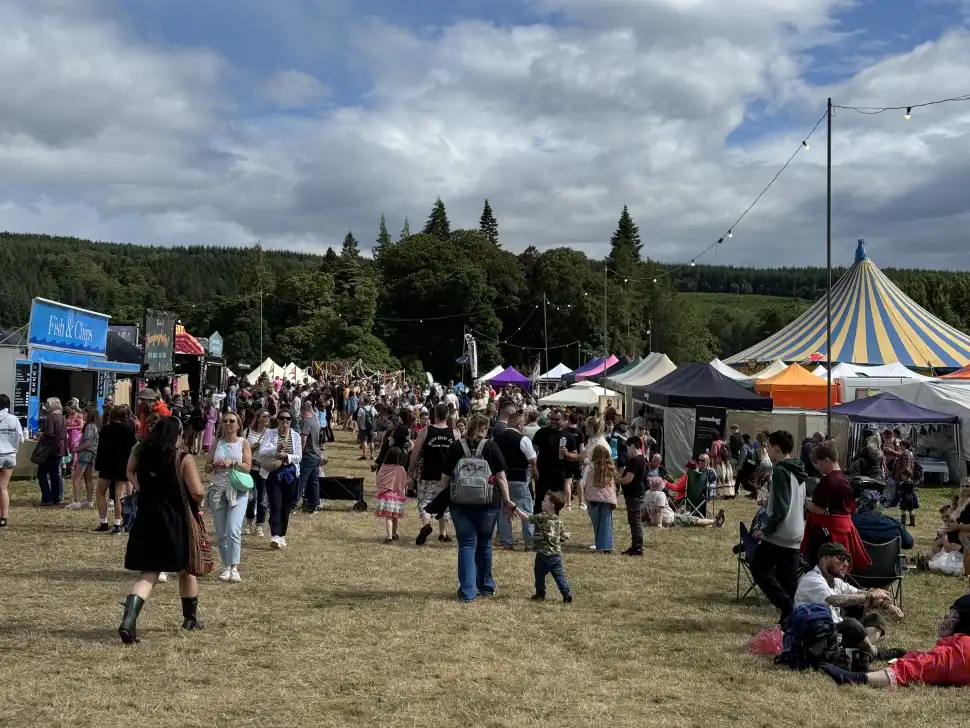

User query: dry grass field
[2,432,969,728]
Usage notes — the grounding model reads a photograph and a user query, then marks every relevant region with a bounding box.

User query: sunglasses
[277,415,292,421]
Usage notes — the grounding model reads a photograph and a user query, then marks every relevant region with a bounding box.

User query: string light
[801,141,809,150]
[727,230,733,238]
[833,92,970,115]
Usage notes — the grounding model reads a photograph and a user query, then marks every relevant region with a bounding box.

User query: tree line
[3,199,970,379]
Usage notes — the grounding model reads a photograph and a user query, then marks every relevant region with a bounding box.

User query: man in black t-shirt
[617,436,647,556]
[531,411,579,508]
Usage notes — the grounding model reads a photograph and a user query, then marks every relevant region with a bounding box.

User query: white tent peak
[539,363,572,380]
[710,358,750,381]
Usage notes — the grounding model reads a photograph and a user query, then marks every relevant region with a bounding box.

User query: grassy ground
[2,432,969,728]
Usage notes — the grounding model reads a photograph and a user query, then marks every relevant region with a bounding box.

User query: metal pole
[826,97,833,437]
[603,263,610,360]
[648,316,653,354]
[259,283,263,366]
[543,293,549,377]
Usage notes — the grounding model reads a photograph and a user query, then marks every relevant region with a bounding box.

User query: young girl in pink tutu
[375,447,408,543]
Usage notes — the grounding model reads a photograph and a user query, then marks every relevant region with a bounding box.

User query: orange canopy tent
[754,363,842,409]
[940,365,970,379]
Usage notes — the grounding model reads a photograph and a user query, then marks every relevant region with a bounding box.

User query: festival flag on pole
[464,333,478,379]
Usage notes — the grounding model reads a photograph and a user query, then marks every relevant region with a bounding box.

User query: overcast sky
[3,0,970,269]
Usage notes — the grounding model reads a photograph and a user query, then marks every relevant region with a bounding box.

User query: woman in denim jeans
[205,412,253,582]
[441,413,515,602]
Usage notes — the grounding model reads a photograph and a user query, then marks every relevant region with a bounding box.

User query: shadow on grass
[12,567,131,582]
[0,623,159,644]
[306,587,457,606]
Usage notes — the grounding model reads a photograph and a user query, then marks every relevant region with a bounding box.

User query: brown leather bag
[176,452,215,576]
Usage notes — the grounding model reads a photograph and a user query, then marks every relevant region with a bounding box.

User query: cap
[137,388,157,401]
[818,542,851,559]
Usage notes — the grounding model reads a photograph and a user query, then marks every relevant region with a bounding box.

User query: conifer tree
[422,197,451,239]
[479,199,500,246]
[341,231,360,259]
[375,214,392,257]
[400,217,410,241]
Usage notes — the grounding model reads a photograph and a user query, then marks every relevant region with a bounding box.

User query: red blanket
[801,511,872,568]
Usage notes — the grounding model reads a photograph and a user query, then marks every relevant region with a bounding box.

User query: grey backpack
[450,439,494,505]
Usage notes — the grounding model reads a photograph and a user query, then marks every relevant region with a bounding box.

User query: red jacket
[891,634,970,686]
[801,511,872,568]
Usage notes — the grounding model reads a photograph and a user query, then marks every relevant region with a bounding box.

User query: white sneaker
[66,502,83,510]
[83,501,95,509]
[157,572,168,582]
[279,536,287,548]
[270,536,282,550]
[230,567,242,582]
[580,503,588,511]
[218,567,232,581]
[255,525,265,537]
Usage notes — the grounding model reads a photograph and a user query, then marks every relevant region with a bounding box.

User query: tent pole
[826,97,833,438]
[543,293,549,378]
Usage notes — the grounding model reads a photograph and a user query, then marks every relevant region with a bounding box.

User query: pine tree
[607,205,642,275]
[375,214,392,257]
[422,197,451,239]
[341,231,359,259]
[479,199,499,246]
[400,217,410,241]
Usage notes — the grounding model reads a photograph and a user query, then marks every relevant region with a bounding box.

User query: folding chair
[846,537,905,608]
[736,522,760,602]
[683,469,708,518]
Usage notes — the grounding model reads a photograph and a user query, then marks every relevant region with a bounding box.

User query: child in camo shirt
[512,492,573,603]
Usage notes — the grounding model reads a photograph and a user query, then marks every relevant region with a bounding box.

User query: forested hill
[2,208,970,380]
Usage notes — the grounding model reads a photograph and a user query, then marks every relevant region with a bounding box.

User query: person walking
[297,399,323,513]
[584,446,617,553]
[205,412,253,582]
[531,410,579,509]
[751,430,808,627]
[201,397,218,455]
[617,436,647,556]
[119,417,205,643]
[244,409,271,536]
[94,406,137,534]
[256,407,302,550]
[410,403,457,545]
[494,411,539,551]
[441,413,515,602]
[0,394,25,528]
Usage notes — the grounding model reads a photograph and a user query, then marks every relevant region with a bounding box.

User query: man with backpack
[751,430,807,627]
[355,397,378,461]
[793,542,903,671]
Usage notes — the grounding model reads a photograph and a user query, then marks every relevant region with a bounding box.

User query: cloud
[259,69,330,109]
[2,0,970,270]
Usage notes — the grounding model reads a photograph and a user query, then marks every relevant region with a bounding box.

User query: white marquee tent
[753,359,788,380]
[710,358,750,382]
[476,365,504,383]
[812,362,933,381]
[538,381,619,408]
[539,363,572,380]
[247,357,285,382]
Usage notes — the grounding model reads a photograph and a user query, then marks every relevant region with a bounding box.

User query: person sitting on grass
[374,446,408,543]
[794,542,904,672]
[643,475,725,529]
[510,492,573,603]
[821,595,970,687]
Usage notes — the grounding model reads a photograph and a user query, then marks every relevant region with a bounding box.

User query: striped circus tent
[725,240,970,370]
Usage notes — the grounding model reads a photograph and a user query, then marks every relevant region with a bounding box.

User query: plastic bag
[748,626,784,656]
[928,550,965,576]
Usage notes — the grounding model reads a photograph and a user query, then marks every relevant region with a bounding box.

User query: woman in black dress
[94,406,136,534]
[118,417,205,644]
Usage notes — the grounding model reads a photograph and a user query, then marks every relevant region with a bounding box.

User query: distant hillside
[683,292,812,325]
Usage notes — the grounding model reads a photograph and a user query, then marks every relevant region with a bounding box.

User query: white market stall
[710,358,751,382]
[538,363,572,381]
[475,365,505,384]
[538,381,620,408]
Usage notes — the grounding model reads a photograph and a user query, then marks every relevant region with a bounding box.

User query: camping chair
[846,536,905,608]
[736,522,760,602]
[682,470,708,518]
